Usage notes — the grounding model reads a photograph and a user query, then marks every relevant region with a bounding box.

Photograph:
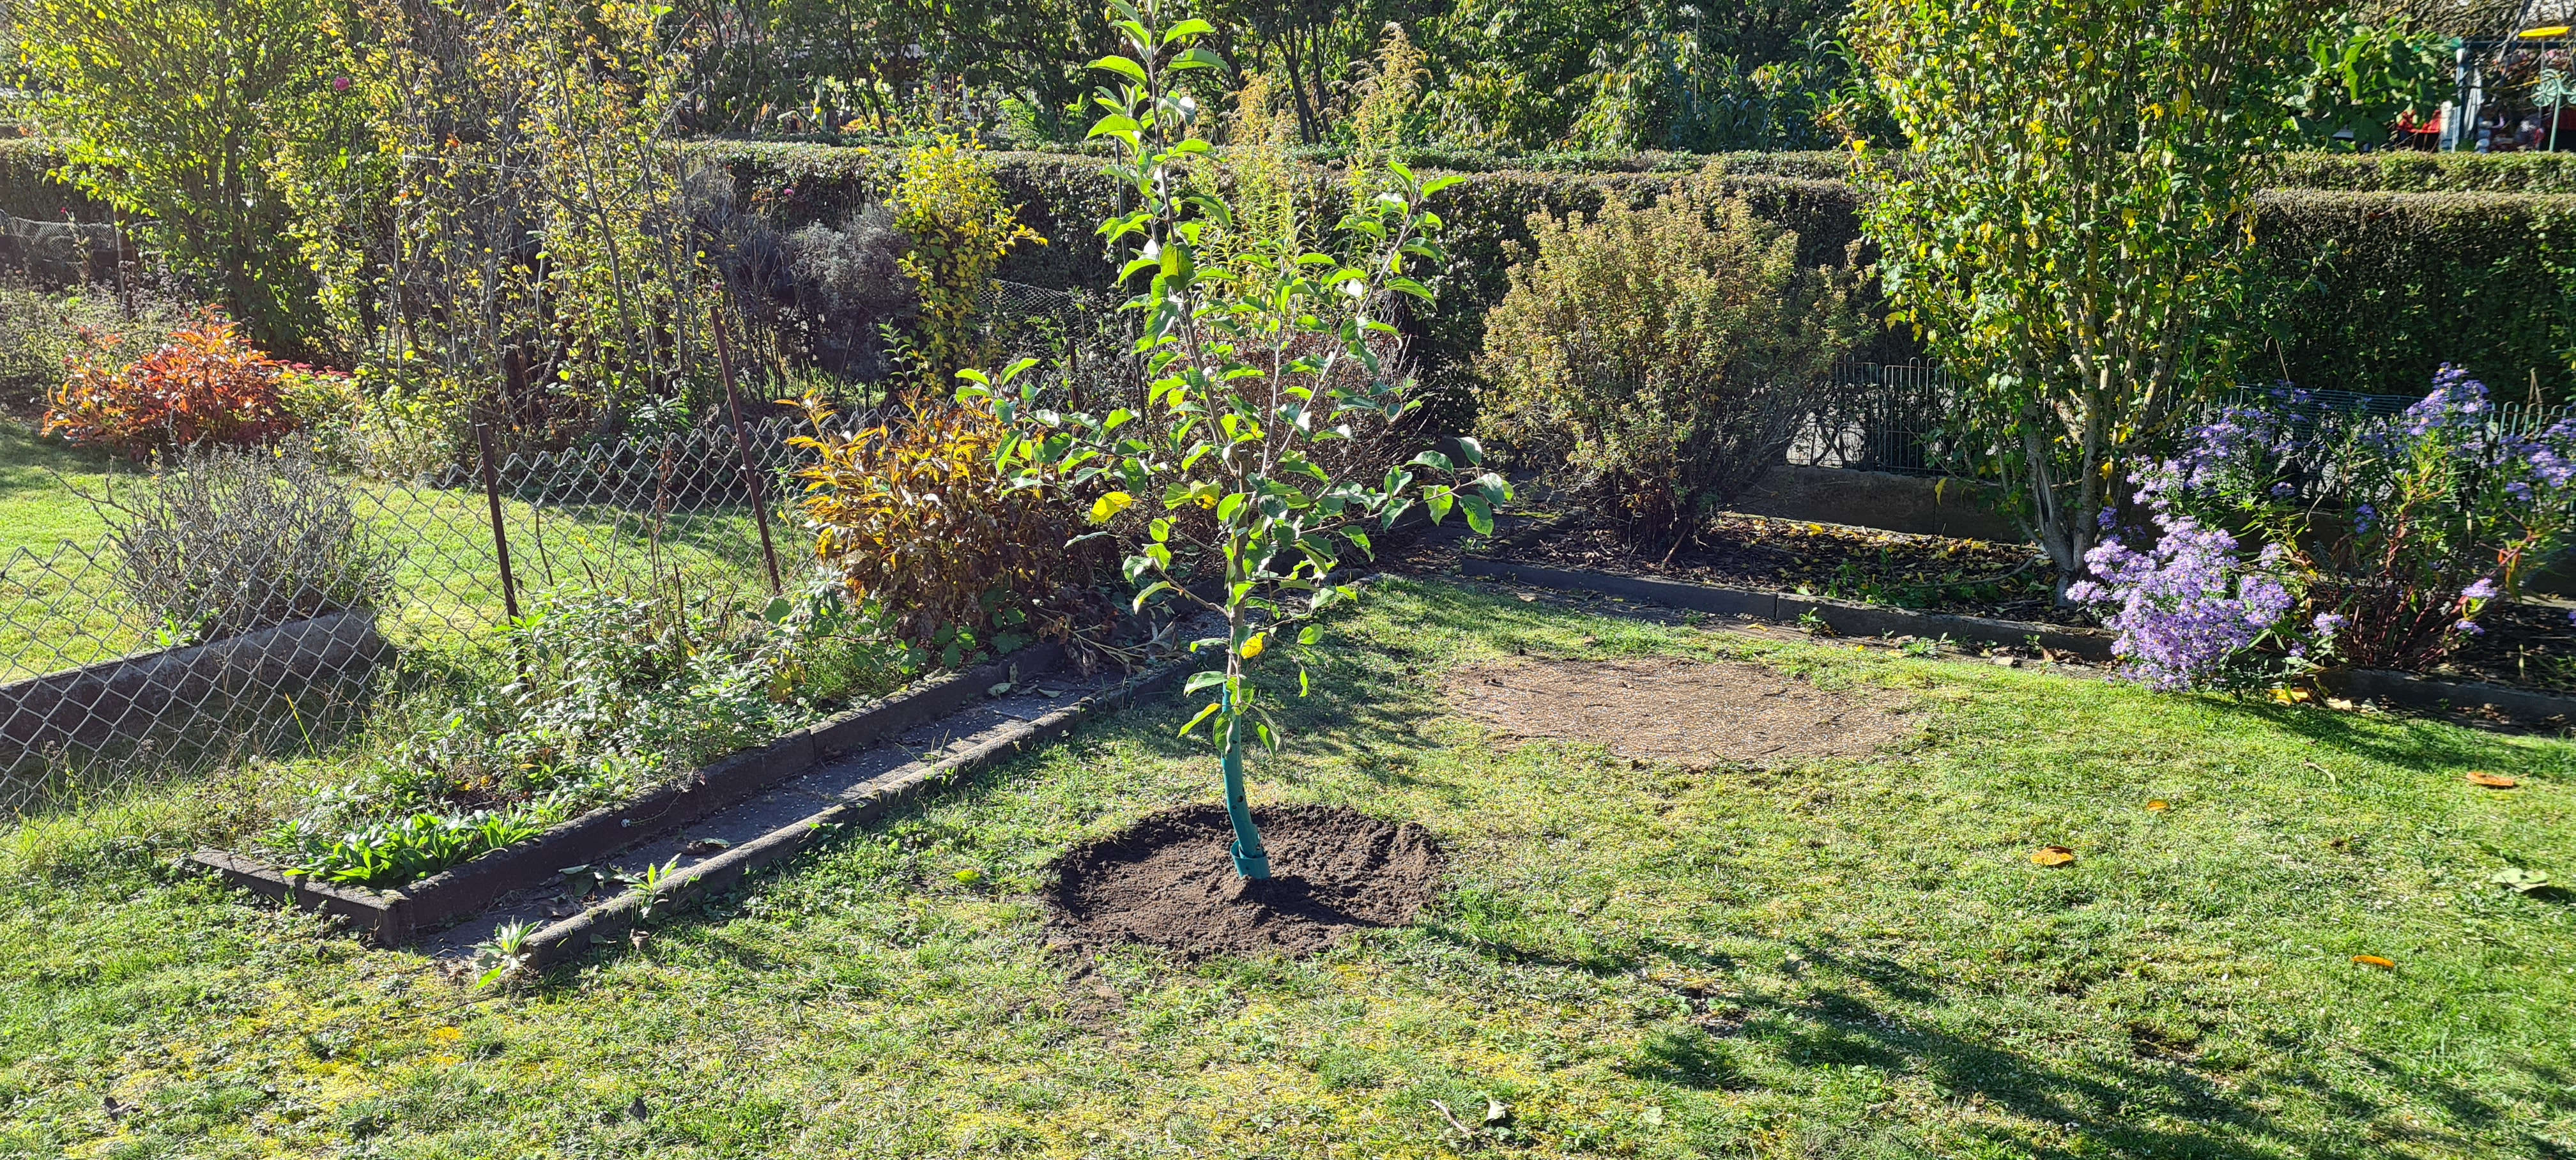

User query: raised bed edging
[515,655,1195,968]
[190,643,1068,946]
[2,611,387,774]
[1460,556,2576,722]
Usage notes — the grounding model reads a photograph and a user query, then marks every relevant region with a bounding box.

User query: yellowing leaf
[2145,800,2170,812]
[2351,955,2396,970]
[2030,846,2076,866]
[1240,632,1266,659]
[2270,687,2311,705]
[1089,491,1135,524]
[2467,772,2519,789]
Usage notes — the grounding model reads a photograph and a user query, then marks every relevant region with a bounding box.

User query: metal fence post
[475,415,523,625]
[713,310,785,595]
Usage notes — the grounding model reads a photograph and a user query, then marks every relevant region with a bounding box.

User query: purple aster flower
[2462,577,2499,601]
[2313,612,2345,635]
[2453,619,2484,636]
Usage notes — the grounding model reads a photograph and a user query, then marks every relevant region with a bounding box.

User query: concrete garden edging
[190,643,1073,946]
[1,611,388,775]
[1460,556,2576,723]
[510,655,1192,968]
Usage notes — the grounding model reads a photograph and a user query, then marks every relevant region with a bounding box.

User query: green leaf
[1177,699,1222,738]
[1162,18,1215,43]
[1460,492,1494,535]
[1091,56,1149,84]
[1184,669,1227,695]
[1090,491,1136,524]
[1169,46,1228,72]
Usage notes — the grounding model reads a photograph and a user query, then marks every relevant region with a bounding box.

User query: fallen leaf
[2351,955,2396,970]
[2145,800,2170,812]
[2270,687,2312,705]
[988,681,1015,697]
[2467,772,2519,789]
[2030,846,2076,866]
[1515,592,1537,602]
[2491,867,2554,895]
[682,837,732,856]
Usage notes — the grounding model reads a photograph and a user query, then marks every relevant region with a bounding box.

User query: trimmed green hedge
[2272,151,2576,195]
[2255,189,2576,401]
[0,137,103,220]
[698,141,2576,406]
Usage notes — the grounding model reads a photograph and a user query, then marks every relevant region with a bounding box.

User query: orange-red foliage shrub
[43,312,296,455]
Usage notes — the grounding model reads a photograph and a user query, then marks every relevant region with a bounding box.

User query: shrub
[2073,370,2576,686]
[1476,174,1860,549]
[888,135,1043,388]
[43,312,297,455]
[86,437,388,644]
[0,283,187,409]
[790,395,1106,656]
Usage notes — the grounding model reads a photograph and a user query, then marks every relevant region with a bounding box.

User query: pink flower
[331,76,351,92]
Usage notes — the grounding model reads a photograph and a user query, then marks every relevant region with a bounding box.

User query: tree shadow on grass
[2211,696,2566,774]
[1411,917,2564,1159]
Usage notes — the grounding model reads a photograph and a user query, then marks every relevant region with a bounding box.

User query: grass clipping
[1447,657,1913,767]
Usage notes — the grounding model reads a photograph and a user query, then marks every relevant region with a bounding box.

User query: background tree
[1849,0,2315,597]
[16,0,353,353]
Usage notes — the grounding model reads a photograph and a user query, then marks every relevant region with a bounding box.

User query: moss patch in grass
[3,578,2572,1157]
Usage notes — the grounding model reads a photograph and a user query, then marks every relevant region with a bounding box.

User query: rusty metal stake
[475,415,523,624]
[714,310,783,595]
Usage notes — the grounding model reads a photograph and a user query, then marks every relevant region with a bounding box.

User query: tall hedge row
[6,137,2571,404]
[0,137,101,220]
[724,146,2567,406]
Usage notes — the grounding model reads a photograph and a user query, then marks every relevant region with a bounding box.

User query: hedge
[10,136,2570,407]
[2254,189,2576,401]
[0,137,102,221]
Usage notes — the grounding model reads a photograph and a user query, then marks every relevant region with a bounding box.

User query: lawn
[2,578,2572,1158]
[0,414,780,678]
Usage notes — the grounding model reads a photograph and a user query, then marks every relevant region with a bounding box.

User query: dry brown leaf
[2467,772,2519,789]
[2351,955,2396,970]
[2145,800,2170,812]
[2030,846,2076,867]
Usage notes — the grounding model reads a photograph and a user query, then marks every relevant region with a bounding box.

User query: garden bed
[1483,512,2576,697]
[191,643,1105,945]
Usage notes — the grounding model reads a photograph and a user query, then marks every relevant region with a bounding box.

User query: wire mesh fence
[1793,360,2576,478]
[0,408,873,818]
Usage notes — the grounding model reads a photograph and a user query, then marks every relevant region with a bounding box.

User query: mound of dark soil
[1043,804,1445,961]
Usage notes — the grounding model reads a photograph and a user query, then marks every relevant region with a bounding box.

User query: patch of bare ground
[1447,657,1915,766]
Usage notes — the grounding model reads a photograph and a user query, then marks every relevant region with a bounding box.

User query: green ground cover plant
[1,578,2570,1156]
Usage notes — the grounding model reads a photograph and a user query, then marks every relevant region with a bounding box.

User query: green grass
[0,417,115,554]
[3,578,2573,1157]
[0,415,780,678]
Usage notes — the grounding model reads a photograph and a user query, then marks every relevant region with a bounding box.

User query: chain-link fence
[1792,360,2576,478]
[0,409,875,818]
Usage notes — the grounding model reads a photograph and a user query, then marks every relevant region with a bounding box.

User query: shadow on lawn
[2215,696,2565,771]
[1429,922,2552,1159]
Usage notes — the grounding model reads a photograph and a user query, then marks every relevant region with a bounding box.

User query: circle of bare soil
[1043,804,1445,961]
[1449,657,1914,767]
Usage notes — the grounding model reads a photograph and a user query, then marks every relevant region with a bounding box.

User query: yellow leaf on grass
[2270,687,2311,705]
[2467,772,2520,789]
[2145,800,2170,812]
[2352,955,2396,970]
[2030,846,2076,866]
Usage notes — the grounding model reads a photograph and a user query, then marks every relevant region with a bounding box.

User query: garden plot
[1448,655,1919,765]
[8,579,2576,1159]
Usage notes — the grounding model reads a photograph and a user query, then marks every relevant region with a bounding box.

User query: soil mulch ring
[1044,804,1445,961]
[1448,656,1917,767]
